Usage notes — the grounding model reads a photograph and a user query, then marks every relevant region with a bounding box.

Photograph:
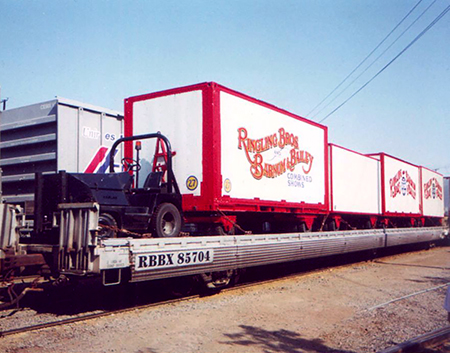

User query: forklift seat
[143,171,163,189]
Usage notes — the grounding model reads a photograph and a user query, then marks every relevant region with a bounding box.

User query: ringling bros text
[390,170,416,199]
[237,127,314,180]
[423,178,443,200]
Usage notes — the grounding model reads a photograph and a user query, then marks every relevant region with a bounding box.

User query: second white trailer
[329,144,381,215]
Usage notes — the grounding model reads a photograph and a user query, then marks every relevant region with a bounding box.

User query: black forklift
[34,133,183,239]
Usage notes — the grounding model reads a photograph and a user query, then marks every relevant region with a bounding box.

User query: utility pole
[0,86,8,111]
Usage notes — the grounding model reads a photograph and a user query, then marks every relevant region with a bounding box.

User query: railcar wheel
[152,203,182,238]
[167,276,196,297]
[298,223,308,233]
[214,225,235,236]
[328,220,337,232]
[98,213,118,238]
[200,270,236,289]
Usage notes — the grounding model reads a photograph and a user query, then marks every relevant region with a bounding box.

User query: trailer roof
[56,97,123,118]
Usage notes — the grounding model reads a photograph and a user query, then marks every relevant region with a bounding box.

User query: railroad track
[378,326,450,353]
[0,250,376,337]
[0,244,444,338]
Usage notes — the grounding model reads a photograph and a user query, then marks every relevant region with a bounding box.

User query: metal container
[421,167,444,218]
[0,98,123,203]
[329,144,381,215]
[124,82,328,217]
[369,153,421,217]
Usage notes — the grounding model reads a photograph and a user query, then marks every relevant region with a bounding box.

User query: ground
[1,245,449,353]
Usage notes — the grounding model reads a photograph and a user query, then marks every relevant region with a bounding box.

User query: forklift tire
[99,213,118,238]
[152,203,182,238]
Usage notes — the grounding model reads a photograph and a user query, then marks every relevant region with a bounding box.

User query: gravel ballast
[1,246,449,353]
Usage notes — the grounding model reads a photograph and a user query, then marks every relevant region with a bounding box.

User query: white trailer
[421,167,444,218]
[369,153,421,217]
[329,144,381,215]
[124,82,328,231]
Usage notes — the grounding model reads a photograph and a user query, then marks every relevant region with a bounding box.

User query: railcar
[0,82,447,306]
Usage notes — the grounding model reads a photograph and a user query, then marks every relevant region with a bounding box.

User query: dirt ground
[1,245,450,353]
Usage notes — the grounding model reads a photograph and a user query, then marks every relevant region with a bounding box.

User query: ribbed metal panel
[0,133,56,149]
[0,153,56,166]
[0,115,57,131]
[57,203,99,274]
[0,102,58,203]
[385,228,443,247]
[0,203,21,249]
[121,227,445,283]
[0,100,123,203]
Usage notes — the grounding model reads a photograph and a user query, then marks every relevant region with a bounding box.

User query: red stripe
[85,147,108,173]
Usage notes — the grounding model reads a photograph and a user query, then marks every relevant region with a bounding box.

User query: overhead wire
[306,0,424,118]
[318,3,450,124]
[311,0,438,120]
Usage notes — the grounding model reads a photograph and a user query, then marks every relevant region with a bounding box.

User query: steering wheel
[121,157,141,172]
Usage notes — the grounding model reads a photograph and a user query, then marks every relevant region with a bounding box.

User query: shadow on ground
[405,276,450,286]
[221,324,356,353]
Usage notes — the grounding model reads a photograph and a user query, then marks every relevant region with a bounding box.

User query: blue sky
[1,0,449,174]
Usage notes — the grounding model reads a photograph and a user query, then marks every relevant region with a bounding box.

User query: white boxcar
[329,144,381,215]
[369,153,421,216]
[421,167,444,218]
[125,82,328,216]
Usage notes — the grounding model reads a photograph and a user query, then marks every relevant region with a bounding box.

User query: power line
[306,0,424,118]
[319,4,450,124]
[311,0,437,120]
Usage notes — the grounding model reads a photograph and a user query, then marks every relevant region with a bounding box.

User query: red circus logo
[390,170,416,199]
[237,127,314,180]
[423,177,443,200]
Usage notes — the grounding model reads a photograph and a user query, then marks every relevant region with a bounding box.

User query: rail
[378,326,450,353]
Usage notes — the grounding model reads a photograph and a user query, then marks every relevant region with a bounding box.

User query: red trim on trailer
[324,126,329,212]
[211,83,223,209]
[380,154,386,215]
[383,212,422,217]
[202,83,215,208]
[369,216,377,228]
[124,82,211,105]
[331,210,382,216]
[329,144,333,213]
[419,166,423,215]
[367,152,420,169]
[214,196,326,214]
[216,84,327,129]
[124,98,134,163]
[330,143,379,161]
[420,165,444,176]
[296,216,315,230]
